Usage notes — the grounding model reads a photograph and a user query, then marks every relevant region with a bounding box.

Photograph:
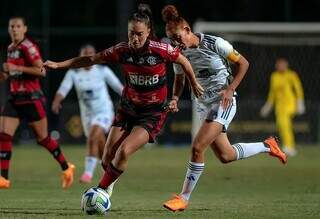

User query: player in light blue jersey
[52,44,123,183]
[161,5,288,212]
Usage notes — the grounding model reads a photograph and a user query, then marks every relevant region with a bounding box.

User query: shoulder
[21,38,38,49]
[149,40,169,50]
[202,34,219,45]
[113,42,129,51]
[149,40,179,57]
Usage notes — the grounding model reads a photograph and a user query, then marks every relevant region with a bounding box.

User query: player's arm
[103,67,123,96]
[0,71,9,82]
[214,37,249,109]
[174,54,203,98]
[3,59,44,77]
[43,53,106,71]
[52,70,74,114]
[291,72,305,114]
[167,64,186,112]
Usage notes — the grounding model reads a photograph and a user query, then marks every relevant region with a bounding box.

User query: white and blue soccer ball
[81,187,111,215]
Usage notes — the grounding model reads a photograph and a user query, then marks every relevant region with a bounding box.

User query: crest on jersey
[146,56,157,65]
[28,46,37,58]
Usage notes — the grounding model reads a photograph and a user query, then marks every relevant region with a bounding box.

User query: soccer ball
[81,187,111,215]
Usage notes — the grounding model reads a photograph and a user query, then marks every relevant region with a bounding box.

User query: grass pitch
[0,144,319,218]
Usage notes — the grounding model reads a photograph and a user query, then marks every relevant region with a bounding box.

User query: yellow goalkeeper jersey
[266,69,304,113]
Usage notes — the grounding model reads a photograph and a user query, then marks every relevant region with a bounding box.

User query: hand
[51,101,62,114]
[0,72,9,82]
[219,87,234,110]
[296,99,306,115]
[3,63,19,73]
[43,60,59,70]
[260,102,273,118]
[191,81,204,98]
[167,98,179,113]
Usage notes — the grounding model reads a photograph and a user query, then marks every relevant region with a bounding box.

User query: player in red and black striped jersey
[0,16,75,189]
[43,5,203,195]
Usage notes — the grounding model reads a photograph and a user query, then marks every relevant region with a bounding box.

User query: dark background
[1,0,320,144]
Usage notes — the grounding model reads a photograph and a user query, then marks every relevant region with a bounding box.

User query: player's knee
[218,153,233,164]
[116,144,131,161]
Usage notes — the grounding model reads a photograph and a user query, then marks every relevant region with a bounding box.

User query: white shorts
[196,97,237,132]
[81,112,114,137]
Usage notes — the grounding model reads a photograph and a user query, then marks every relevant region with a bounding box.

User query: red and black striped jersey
[7,38,43,95]
[101,40,179,111]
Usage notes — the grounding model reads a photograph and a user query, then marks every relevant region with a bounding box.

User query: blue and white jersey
[57,65,123,117]
[174,33,235,104]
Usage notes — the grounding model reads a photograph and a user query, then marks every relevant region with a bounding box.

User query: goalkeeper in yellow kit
[260,58,305,156]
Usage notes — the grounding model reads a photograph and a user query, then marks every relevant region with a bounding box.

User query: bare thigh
[102,126,129,165]
[87,124,106,159]
[210,133,237,163]
[0,116,20,136]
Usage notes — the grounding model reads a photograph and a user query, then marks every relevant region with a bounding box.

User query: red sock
[38,137,68,170]
[98,163,123,189]
[0,133,13,179]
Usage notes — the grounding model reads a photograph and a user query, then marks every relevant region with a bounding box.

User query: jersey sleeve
[291,71,304,100]
[56,70,74,97]
[100,42,127,63]
[164,44,180,62]
[214,37,241,63]
[102,66,123,95]
[23,43,42,64]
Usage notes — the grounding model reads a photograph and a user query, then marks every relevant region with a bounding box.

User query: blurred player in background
[161,5,287,212]
[43,4,203,197]
[52,44,123,184]
[260,57,305,156]
[0,16,74,189]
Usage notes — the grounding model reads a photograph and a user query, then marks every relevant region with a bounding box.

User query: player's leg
[98,126,141,189]
[28,99,74,189]
[0,116,19,188]
[0,100,20,188]
[80,124,105,183]
[277,111,296,156]
[210,133,277,163]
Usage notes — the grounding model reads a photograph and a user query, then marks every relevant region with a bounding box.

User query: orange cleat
[163,194,188,212]
[61,163,75,189]
[264,136,287,164]
[0,176,10,189]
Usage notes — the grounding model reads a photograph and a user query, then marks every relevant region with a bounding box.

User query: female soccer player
[0,16,75,189]
[260,57,305,156]
[52,44,123,183]
[161,5,288,211]
[43,7,203,195]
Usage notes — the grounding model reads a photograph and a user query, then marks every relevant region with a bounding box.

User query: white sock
[180,161,204,201]
[84,156,98,178]
[232,142,270,160]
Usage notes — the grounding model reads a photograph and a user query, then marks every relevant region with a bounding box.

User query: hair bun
[162,5,179,23]
[138,3,152,18]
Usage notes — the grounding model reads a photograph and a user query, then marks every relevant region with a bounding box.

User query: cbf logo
[129,73,159,86]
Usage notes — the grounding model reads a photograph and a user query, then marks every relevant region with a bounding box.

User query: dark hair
[162,5,190,29]
[128,3,156,39]
[9,16,27,25]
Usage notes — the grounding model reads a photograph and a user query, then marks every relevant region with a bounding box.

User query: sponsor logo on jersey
[129,73,159,86]
[8,50,20,59]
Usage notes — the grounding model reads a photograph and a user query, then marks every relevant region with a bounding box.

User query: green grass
[0,144,320,218]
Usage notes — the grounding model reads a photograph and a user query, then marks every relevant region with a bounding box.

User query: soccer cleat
[163,194,188,212]
[0,176,10,189]
[264,136,287,164]
[79,173,92,184]
[61,162,75,189]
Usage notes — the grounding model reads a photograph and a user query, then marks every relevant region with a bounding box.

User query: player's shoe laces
[62,162,75,189]
[79,173,92,184]
[0,176,10,189]
[163,194,188,212]
[264,136,287,164]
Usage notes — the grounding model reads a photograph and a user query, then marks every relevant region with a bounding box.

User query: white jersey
[174,33,235,104]
[57,65,123,117]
